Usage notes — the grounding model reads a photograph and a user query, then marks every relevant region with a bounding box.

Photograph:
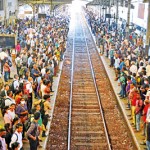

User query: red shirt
[142,104,149,122]
[15,44,21,52]
[131,94,137,106]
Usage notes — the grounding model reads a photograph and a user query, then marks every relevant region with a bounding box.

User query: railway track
[47,10,136,150]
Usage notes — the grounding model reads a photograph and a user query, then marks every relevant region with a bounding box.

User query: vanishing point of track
[47,11,136,150]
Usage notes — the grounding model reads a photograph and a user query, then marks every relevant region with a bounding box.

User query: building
[0,0,18,25]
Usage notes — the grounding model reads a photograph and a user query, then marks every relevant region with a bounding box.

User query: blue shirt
[119,62,125,70]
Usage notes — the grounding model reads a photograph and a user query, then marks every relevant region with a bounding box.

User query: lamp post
[145,0,150,56]
[115,0,119,39]
[126,0,131,40]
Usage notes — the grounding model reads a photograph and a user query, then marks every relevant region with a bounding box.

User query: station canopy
[18,0,73,5]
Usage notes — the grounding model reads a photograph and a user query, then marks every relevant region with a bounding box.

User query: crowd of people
[0,13,69,150]
[85,8,150,150]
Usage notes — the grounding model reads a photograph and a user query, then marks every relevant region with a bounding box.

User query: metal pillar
[4,0,7,25]
[126,0,131,39]
[99,1,101,23]
[50,0,53,16]
[115,0,119,38]
[108,0,111,24]
[145,0,150,56]
[31,4,36,27]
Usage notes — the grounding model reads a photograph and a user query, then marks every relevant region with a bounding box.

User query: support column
[108,0,111,24]
[126,0,131,40]
[31,4,36,27]
[99,2,101,23]
[145,0,150,56]
[115,0,119,38]
[4,0,7,25]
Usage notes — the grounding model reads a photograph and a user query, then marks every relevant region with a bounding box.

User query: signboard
[38,13,46,18]
[24,11,32,14]
[0,34,16,48]
[105,14,111,18]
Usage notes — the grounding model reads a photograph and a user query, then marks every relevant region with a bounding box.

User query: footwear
[120,97,125,99]
[22,138,28,141]
[42,131,47,137]
[140,142,146,145]
[38,145,43,148]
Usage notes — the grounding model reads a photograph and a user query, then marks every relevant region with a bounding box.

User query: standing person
[146,106,150,150]
[26,112,40,150]
[3,106,13,128]
[0,128,7,150]
[16,98,28,139]
[4,123,12,150]
[0,49,8,74]
[0,84,10,98]
[15,55,22,75]
[15,42,21,55]
[23,77,33,114]
[109,45,114,67]
[10,123,23,150]
[135,94,143,132]
[3,60,10,82]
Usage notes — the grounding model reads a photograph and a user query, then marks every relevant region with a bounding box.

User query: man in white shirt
[146,62,150,81]
[8,103,16,120]
[0,128,7,150]
[10,123,23,150]
[130,61,137,74]
[13,74,19,91]
[25,77,33,114]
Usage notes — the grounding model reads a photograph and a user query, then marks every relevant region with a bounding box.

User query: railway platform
[91,32,147,150]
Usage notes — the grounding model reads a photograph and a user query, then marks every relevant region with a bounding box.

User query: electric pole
[115,0,119,38]
[145,0,150,56]
[126,0,131,40]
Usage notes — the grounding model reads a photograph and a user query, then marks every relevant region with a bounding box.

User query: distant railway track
[47,11,136,150]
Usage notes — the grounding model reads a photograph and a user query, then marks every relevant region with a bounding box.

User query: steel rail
[67,11,112,150]
[81,13,112,150]
[67,15,75,150]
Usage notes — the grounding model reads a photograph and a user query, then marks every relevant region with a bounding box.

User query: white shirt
[146,89,150,101]
[26,81,32,93]
[0,137,6,150]
[8,110,15,120]
[114,58,120,69]
[15,57,22,66]
[10,131,23,150]
[41,68,46,76]
[13,79,19,90]
[31,40,35,47]
[5,97,16,107]
[130,65,137,74]
[146,65,150,77]
[41,83,46,97]
[0,52,8,60]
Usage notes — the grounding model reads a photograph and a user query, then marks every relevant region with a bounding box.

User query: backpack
[39,99,46,116]
[131,77,136,85]
[0,98,12,116]
[24,114,34,131]
[26,121,37,139]
[19,67,25,76]
[10,81,15,93]
[16,59,21,67]
[0,97,6,109]
[29,61,35,70]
